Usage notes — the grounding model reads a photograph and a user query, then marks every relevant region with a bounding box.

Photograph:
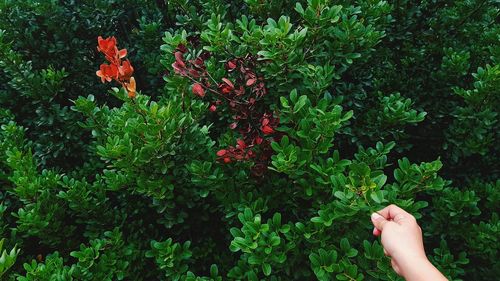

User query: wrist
[399,256,442,281]
[397,254,429,276]
[393,250,428,266]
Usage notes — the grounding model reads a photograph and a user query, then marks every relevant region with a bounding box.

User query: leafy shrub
[0,0,498,280]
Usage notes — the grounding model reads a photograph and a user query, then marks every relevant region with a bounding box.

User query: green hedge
[0,0,498,280]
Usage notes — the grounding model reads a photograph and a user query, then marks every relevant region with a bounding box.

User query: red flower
[261,125,275,135]
[168,44,278,175]
[118,49,127,59]
[246,78,256,86]
[261,118,270,126]
[260,114,279,135]
[97,36,117,57]
[96,63,119,83]
[96,35,137,99]
[97,36,127,64]
[119,60,134,81]
[220,85,231,94]
[217,149,227,157]
[193,57,205,68]
[174,51,186,68]
[172,62,185,75]
[192,83,205,97]
[236,139,247,149]
[219,78,235,95]
[189,69,200,78]
[247,150,255,158]
[234,85,245,96]
[171,51,188,76]
[222,78,234,89]
[227,60,237,70]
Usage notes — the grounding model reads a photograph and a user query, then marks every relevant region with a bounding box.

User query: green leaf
[262,263,272,276]
[295,3,305,15]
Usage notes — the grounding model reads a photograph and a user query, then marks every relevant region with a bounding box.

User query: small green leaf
[262,263,272,276]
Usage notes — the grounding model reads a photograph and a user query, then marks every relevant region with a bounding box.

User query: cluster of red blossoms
[171,44,280,176]
[96,36,136,98]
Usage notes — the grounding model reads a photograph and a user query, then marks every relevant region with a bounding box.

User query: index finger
[376,204,412,223]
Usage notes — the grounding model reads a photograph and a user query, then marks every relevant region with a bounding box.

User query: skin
[370,205,448,281]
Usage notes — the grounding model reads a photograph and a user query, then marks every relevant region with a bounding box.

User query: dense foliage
[0,0,498,280]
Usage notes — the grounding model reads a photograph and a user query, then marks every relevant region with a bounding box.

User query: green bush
[0,0,498,280]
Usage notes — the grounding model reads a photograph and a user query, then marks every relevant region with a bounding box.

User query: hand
[370,204,447,281]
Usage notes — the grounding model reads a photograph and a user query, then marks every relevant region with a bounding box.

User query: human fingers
[376,204,412,223]
[371,212,390,231]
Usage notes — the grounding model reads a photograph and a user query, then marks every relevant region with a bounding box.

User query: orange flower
[97,36,117,55]
[96,63,119,83]
[125,77,136,98]
[119,60,134,81]
[96,36,137,99]
[97,36,128,64]
[117,48,127,59]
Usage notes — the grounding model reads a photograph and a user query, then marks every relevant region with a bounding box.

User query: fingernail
[371,212,383,220]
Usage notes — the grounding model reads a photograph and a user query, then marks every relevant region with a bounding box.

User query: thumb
[371,212,388,231]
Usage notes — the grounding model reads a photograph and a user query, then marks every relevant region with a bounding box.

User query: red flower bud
[209,104,217,112]
[227,60,237,70]
[194,57,205,67]
[172,62,186,75]
[246,78,256,86]
[126,77,136,99]
[174,51,186,68]
[221,86,232,94]
[216,149,227,157]
[192,83,205,97]
[236,139,247,149]
[262,125,275,135]
[189,69,200,78]
[222,78,234,89]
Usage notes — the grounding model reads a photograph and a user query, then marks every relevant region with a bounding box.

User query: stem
[454,0,488,30]
[131,98,149,125]
[184,74,248,105]
[203,68,219,86]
